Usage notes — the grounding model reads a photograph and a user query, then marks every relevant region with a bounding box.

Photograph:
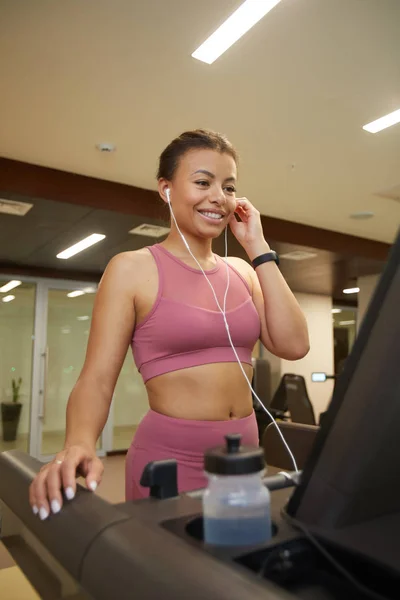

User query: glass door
[1,273,144,461]
[31,280,100,461]
[0,279,36,454]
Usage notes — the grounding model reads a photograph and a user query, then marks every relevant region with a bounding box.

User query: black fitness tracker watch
[252,251,279,269]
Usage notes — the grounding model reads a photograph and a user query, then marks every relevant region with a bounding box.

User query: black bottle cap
[204,433,265,476]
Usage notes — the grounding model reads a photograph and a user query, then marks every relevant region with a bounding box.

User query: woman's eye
[225,186,236,194]
[196,180,209,187]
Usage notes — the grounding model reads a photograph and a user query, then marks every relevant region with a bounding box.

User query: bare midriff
[146,362,254,421]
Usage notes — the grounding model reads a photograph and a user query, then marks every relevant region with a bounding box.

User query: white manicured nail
[51,500,61,514]
[65,486,75,500]
[32,505,39,515]
[39,507,49,520]
[89,481,97,492]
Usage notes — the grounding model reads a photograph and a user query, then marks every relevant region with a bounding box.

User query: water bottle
[203,433,272,546]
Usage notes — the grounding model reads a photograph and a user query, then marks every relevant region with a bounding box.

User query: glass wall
[0,276,153,460]
[41,287,98,455]
[0,281,36,453]
[0,274,151,457]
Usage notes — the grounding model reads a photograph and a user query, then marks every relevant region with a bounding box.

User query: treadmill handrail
[0,450,132,580]
[0,450,298,600]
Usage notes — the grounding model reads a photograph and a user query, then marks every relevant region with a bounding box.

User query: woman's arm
[29,251,139,518]
[229,198,310,361]
[248,244,309,360]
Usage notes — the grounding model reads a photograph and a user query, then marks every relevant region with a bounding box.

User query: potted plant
[1,377,23,442]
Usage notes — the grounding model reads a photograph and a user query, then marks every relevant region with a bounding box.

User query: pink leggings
[125,409,259,500]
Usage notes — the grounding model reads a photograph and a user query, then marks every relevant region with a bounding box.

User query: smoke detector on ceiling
[129,223,170,238]
[96,142,116,152]
[280,250,317,261]
[0,198,33,216]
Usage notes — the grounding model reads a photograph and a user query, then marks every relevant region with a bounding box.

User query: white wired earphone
[165,187,298,473]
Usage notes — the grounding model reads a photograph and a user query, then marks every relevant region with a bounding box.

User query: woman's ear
[158,179,171,204]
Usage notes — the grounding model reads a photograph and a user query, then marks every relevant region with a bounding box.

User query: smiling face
[159,149,238,240]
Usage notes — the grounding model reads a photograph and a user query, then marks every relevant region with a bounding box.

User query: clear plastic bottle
[203,434,272,546]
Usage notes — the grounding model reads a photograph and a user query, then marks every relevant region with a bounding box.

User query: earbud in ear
[166,188,171,203]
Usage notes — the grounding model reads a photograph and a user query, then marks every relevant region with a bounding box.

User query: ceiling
[0,0,399,244]
[0,194,384,301]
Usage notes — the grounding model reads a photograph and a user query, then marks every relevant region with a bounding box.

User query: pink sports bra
[131,244,261,383]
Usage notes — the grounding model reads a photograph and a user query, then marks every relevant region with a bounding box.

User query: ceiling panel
[0,0,399,244]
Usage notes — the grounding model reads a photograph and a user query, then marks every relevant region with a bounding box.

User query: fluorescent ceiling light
[343,287,360,294]
[331,308,342,314]
[338,320,356,326]
[77,315,90,321]
[0,280,22,293]
[82,286,97,294]
[57,234,105,259]
[67,290,85,298]
[192,0,282,65]
[363,108,400,133]
[2,295,15,303]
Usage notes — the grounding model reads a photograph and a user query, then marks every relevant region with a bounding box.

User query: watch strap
[252,251,279,269]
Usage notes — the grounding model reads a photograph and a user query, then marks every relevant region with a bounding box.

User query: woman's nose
[210,187,227,205]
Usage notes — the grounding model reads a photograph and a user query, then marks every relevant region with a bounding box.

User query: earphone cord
[167,202,298,473]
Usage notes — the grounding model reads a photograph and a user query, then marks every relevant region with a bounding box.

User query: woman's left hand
[229,197,270,260]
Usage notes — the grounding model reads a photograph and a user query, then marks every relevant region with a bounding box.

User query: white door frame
[0,273,113,461]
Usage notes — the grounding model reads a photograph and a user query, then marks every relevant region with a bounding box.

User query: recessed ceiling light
[350,211,374,220]
[331,308,342,314]
[96,142,116,152]
[67,290,85,298]
[0,280,22,293]
[343,287,360,294]
[338,320,356,326]
[363,108,400,133]
[57,234,105,259]
[192,0,282,65]
[2,295,15,303]
[77,315,90,321]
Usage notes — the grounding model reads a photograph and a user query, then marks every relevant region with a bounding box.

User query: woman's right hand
[29,445,104,520]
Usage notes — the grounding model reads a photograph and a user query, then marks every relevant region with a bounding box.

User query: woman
[29,130,309,519]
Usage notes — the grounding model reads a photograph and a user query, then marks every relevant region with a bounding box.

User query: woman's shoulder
[108,247,155,269]
[223,255,254,290]
[224,255,252,275]
[102,248,158,287]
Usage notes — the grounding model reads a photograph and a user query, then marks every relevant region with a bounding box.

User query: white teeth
[199,211,223,220]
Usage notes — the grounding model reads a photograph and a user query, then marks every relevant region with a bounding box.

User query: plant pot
[1,402,22,442]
